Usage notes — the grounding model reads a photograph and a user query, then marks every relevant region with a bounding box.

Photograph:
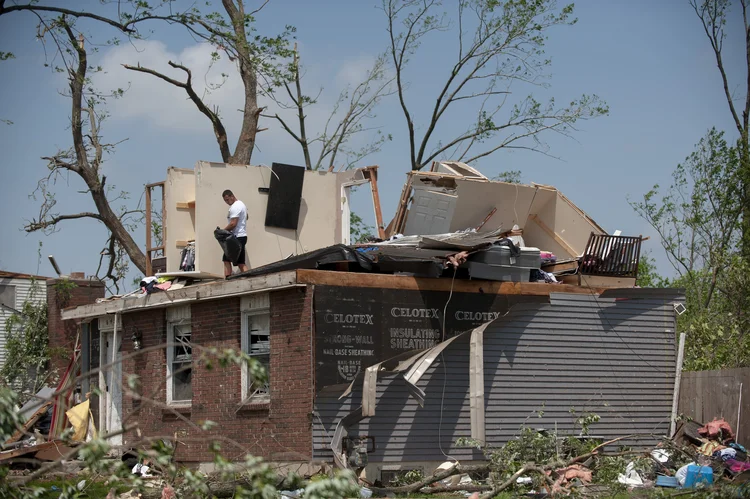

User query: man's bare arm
[224,218,238,231]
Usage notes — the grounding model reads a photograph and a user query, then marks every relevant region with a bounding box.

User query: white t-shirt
[227,200,248,237]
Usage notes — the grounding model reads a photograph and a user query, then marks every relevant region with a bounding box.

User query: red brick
[108,287,314,463]
[47,278,105,380]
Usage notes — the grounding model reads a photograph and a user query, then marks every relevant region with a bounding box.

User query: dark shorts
[223,236,247,265]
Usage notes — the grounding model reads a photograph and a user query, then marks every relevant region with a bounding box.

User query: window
[167,305,192,405]
[241,294,270,402]
[0,285,16,310]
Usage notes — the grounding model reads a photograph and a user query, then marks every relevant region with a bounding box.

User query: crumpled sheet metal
[331,322,491,468]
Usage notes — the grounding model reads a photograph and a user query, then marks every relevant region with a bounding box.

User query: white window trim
[241,294,270,403]
[166,306,192,406]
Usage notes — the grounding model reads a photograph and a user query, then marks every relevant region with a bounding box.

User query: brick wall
[120,286,314,463]
[47,278,105,380]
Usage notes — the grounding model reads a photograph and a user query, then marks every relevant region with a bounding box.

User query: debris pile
[357,417,749,497]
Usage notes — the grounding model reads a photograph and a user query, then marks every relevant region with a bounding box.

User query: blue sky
[0,0,746,284]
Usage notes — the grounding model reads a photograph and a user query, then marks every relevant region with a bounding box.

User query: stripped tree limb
[368,464,489,497]
[690,0,750,256]
[382,0,608,170]
[20,19,148,277]
[479,463,551,499]
[264,46,394,171]
[124,61,232,162]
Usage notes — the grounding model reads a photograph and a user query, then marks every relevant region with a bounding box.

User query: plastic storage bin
[683,465,713,488]
[468,246,541,268]
[464,262,531,282]
[462,245,541,282]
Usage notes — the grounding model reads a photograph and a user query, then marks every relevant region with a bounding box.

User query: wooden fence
[678,368,750,445]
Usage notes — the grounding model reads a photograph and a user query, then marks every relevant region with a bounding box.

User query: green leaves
[351,211,374,243]
[0,281,50,399]
[631,128,749,370]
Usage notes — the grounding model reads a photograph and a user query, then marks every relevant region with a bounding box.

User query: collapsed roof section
[387,162,607,260]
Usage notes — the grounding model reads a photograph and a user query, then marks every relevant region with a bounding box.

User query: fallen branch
[568,434,650,464]
[422,484,492,493]
[18,424,138,485]
[479,463,550,499]
[368,464,489,497]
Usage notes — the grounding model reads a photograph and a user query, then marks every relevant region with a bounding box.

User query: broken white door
[404,188,457,235]
[98,317,123,447]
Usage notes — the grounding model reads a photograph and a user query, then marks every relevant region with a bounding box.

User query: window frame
[0,284,17,311]
[240,294,271,403]
[166,306,192,406]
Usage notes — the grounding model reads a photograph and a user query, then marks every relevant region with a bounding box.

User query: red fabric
[727,459,750,473]
[697,418,735,441]
[49,341,81,439]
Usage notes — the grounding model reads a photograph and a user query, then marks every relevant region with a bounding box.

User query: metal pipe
[670,332,686,437]
[737,382,743,443]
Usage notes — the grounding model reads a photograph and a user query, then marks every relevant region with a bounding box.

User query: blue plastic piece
[656,475,680,488]
[683,465,713,488]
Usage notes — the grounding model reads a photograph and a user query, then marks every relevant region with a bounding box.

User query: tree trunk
[66,23,148,275]
[87,174,148,274]
[293,49,313,170]
[230,62,260,165]
[224,0,259,166]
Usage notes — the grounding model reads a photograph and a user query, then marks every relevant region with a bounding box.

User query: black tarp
[228,244,375,279]
[264,162,305,230]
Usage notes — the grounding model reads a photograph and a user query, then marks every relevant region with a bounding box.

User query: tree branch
[124,61,231,162]
[690,0,743,135]
[25,212,104,232]
[0,4,138,32]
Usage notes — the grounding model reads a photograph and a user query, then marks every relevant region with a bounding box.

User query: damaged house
[53,161,683,481]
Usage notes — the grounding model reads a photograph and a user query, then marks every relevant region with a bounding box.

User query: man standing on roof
[222,189,249,277]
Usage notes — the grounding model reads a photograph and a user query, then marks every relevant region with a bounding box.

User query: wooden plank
[155,270,221,279]
[175,240,191,248]
[528,214,578,257]
[579,275,637,288]
[162,183,167,263]
[34,443,77,461]
[145,184,153,276]
[364,167,386,239]
[296,269,603,295]
[395,174,413,235]
[0,441,60,462]
[5,402,51,445]
[176,201,195,210]
[542,261,578,273]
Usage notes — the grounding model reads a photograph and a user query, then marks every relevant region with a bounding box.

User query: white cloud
[96,40,245,135]
[93,41,390,168]
[334,55,377,89]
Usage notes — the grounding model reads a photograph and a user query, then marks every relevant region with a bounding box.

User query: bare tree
[123,0,295,165]
[382,0,608,171]
[263,47,395,171]
[690,0,750,256]
[0,1,293,283]
[18,17,148,283]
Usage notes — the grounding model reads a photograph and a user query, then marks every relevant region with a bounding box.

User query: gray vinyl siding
[313,292,679,462]
[0,277,47,370]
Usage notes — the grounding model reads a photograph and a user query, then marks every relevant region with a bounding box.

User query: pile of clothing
[138,276,187,295]
[694,418,750,474]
